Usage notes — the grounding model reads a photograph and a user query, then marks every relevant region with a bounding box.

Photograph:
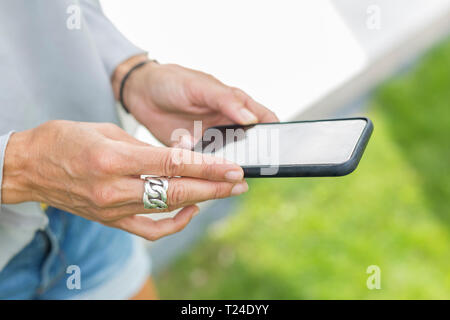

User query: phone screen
[197,118,367,167]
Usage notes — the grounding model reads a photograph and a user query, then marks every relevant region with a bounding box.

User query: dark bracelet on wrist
[119,59,158,113]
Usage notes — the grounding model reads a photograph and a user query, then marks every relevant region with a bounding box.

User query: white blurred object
[101,0,367,145]
[333,0,450,59]
[102,0,450,145]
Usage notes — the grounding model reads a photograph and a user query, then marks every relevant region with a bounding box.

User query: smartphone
[195,117,373,177]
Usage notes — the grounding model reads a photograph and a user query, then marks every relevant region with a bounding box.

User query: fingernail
[225,170,244,182]
[240,108,258,124]
[231,182,249,196]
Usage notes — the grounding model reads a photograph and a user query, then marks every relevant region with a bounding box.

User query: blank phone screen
[198,119,367,167]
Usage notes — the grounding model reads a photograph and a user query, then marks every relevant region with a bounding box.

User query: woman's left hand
[112,55,279,146]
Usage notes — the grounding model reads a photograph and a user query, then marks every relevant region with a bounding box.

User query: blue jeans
[0,207,150,299]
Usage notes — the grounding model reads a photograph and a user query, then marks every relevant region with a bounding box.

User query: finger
[89,175,247,221]
[121,145,245,182]
[97,202,190,222]
[109,205,199,241]
[195,81,259,125]
[232,88,280,123]
[103,176,248,209]
[166,177,248,206]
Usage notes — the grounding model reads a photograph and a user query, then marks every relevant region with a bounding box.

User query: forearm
[1,130,34,204]
[1,130,33,204]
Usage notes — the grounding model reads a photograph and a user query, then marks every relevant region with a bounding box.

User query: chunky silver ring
[142,176,169,209]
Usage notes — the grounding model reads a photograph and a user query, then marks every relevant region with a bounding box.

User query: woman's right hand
[2,120,248,241]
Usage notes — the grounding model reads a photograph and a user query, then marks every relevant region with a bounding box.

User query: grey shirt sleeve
[0,132,15,205]
[80,0,147,77]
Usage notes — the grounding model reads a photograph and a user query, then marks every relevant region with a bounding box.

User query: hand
[2,121,247,241]
[112,55,279,146]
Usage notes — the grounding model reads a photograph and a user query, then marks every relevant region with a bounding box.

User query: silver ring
[143,176,169,209]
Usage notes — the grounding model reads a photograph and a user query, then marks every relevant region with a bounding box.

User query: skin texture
[3,120,248,240]
[2,53,279,299]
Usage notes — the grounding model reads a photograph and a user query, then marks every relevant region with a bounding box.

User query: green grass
[155,39,450,299]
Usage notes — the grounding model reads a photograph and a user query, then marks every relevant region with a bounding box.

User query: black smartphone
[195,117,373,177]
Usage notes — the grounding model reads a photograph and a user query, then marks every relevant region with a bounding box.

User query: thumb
[196,82,259,125]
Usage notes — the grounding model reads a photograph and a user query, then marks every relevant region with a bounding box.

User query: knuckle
[91,148,122,174]
[163,149,184,176]
[91,185,117,208]
[169,182,188,206]
[213,183,228,199]
[202,162,217,179]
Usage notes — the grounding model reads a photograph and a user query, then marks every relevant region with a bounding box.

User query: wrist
[2,130,34,204]
[111,54,150,101]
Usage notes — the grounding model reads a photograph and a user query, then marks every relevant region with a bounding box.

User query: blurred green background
[155,39,450,299]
